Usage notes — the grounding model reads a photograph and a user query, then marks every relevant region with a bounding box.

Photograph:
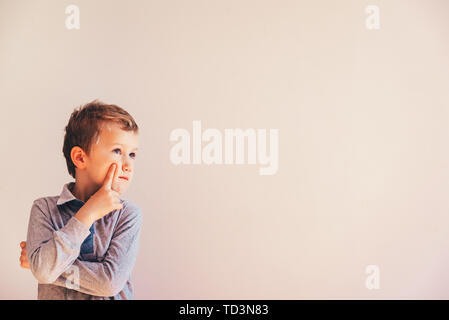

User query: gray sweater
[26,182,142,300]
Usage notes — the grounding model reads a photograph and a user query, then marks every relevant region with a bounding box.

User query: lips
[119,176,129,181]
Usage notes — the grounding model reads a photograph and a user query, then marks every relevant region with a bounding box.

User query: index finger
[103,163,118,190]
[20,241,26,249]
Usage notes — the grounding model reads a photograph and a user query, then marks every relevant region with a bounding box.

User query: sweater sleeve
[51,204,142,297]
[26,199,92,284]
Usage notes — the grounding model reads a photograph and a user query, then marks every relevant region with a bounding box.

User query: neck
[71,177,100,203]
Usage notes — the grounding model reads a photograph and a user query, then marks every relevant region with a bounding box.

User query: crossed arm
[22,199,142,297]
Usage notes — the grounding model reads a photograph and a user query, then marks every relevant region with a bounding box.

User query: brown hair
[63,100,139,179]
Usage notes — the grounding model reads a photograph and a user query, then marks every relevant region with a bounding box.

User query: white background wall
[1,0,449,299]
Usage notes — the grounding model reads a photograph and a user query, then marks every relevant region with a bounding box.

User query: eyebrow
[112,143,139,151]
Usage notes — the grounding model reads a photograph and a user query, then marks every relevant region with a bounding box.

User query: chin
[112,182,128,195]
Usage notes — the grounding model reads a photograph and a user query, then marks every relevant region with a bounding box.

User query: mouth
[119,176,129,181]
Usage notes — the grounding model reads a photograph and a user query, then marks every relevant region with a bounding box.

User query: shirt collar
[56,182,84,206]
[56,181,124,206]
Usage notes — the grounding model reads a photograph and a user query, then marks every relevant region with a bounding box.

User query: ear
[71,146,87,170]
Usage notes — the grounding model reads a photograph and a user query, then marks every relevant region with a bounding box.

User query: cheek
[89,165,108,184]
[90,160,115,183]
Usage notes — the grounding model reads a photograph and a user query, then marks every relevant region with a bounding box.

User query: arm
[52,205,142,297]
[26,199,91,284]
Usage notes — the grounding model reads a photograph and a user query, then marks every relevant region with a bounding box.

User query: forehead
[97,122,139,147]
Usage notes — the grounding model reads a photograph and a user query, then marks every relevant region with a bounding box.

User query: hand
[75,163,124,228]
[19,241,30,269]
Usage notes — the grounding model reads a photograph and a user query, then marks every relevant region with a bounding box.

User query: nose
[122,162,132,173]
[122,157,133,173]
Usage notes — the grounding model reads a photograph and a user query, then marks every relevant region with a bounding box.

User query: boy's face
[83,122,139,195]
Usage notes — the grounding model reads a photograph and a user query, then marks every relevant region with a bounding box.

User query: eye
[113,148,121,155]
[130,152,136,159]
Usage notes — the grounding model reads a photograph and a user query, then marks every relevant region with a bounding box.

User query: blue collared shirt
[26,182,142,300]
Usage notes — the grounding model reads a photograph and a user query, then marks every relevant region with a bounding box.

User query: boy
[19,100,141,300]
